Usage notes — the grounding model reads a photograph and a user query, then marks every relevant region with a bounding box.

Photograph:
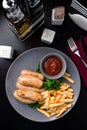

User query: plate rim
[5,47,81,122]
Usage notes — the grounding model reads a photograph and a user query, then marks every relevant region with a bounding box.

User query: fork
[71,0,87,17]
[67,37,87,68]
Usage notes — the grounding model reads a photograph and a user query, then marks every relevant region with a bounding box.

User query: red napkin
[66,36,87,88]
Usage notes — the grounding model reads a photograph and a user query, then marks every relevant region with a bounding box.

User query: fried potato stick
[63,74,74,83]
[37,108,51,118]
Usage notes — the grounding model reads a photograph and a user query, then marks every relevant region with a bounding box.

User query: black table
[0,0,87,129]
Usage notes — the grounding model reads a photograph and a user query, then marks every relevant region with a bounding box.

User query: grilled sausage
[15,87,42,102]
[16,82,45,93]
[20,69,44,80]
[17,75,43,88]
[13,90,35,104]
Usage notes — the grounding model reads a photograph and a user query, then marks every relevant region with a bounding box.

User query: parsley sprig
[28,102,41,109]
[42,78,61,90]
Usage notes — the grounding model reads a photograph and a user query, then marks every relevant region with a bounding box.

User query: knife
[80,36,87,56]
[69,13,87,31]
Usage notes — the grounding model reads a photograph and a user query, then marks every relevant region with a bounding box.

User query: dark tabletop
[0,0,87,129]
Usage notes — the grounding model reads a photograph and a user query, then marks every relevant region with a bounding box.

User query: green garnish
[36,63,41,73]
[42,78,61,90]
[28,102,41,109]
[36,63,62,90]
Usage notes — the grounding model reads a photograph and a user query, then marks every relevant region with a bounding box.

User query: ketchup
[44,56,62,76]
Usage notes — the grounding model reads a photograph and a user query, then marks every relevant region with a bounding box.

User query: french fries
[37,82,74,118]
[63,72,74,83]
[14,69,75,119]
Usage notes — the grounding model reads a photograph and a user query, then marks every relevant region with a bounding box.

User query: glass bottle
[2,0,32,40]
[17,0,44,32]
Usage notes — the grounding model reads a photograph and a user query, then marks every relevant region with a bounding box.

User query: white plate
[5,47,81,122]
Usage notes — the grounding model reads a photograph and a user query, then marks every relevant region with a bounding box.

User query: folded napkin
[66,36,87,88]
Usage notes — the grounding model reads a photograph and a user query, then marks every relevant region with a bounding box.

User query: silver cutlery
[71,0,87,17]
[67,37,87,68]
[71,0,87,12]
[68,13,87,31]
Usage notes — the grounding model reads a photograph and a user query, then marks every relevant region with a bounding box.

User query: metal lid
[2,0,15,10]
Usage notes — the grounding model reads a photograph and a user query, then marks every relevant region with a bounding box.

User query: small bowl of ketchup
[40,53,66,79]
